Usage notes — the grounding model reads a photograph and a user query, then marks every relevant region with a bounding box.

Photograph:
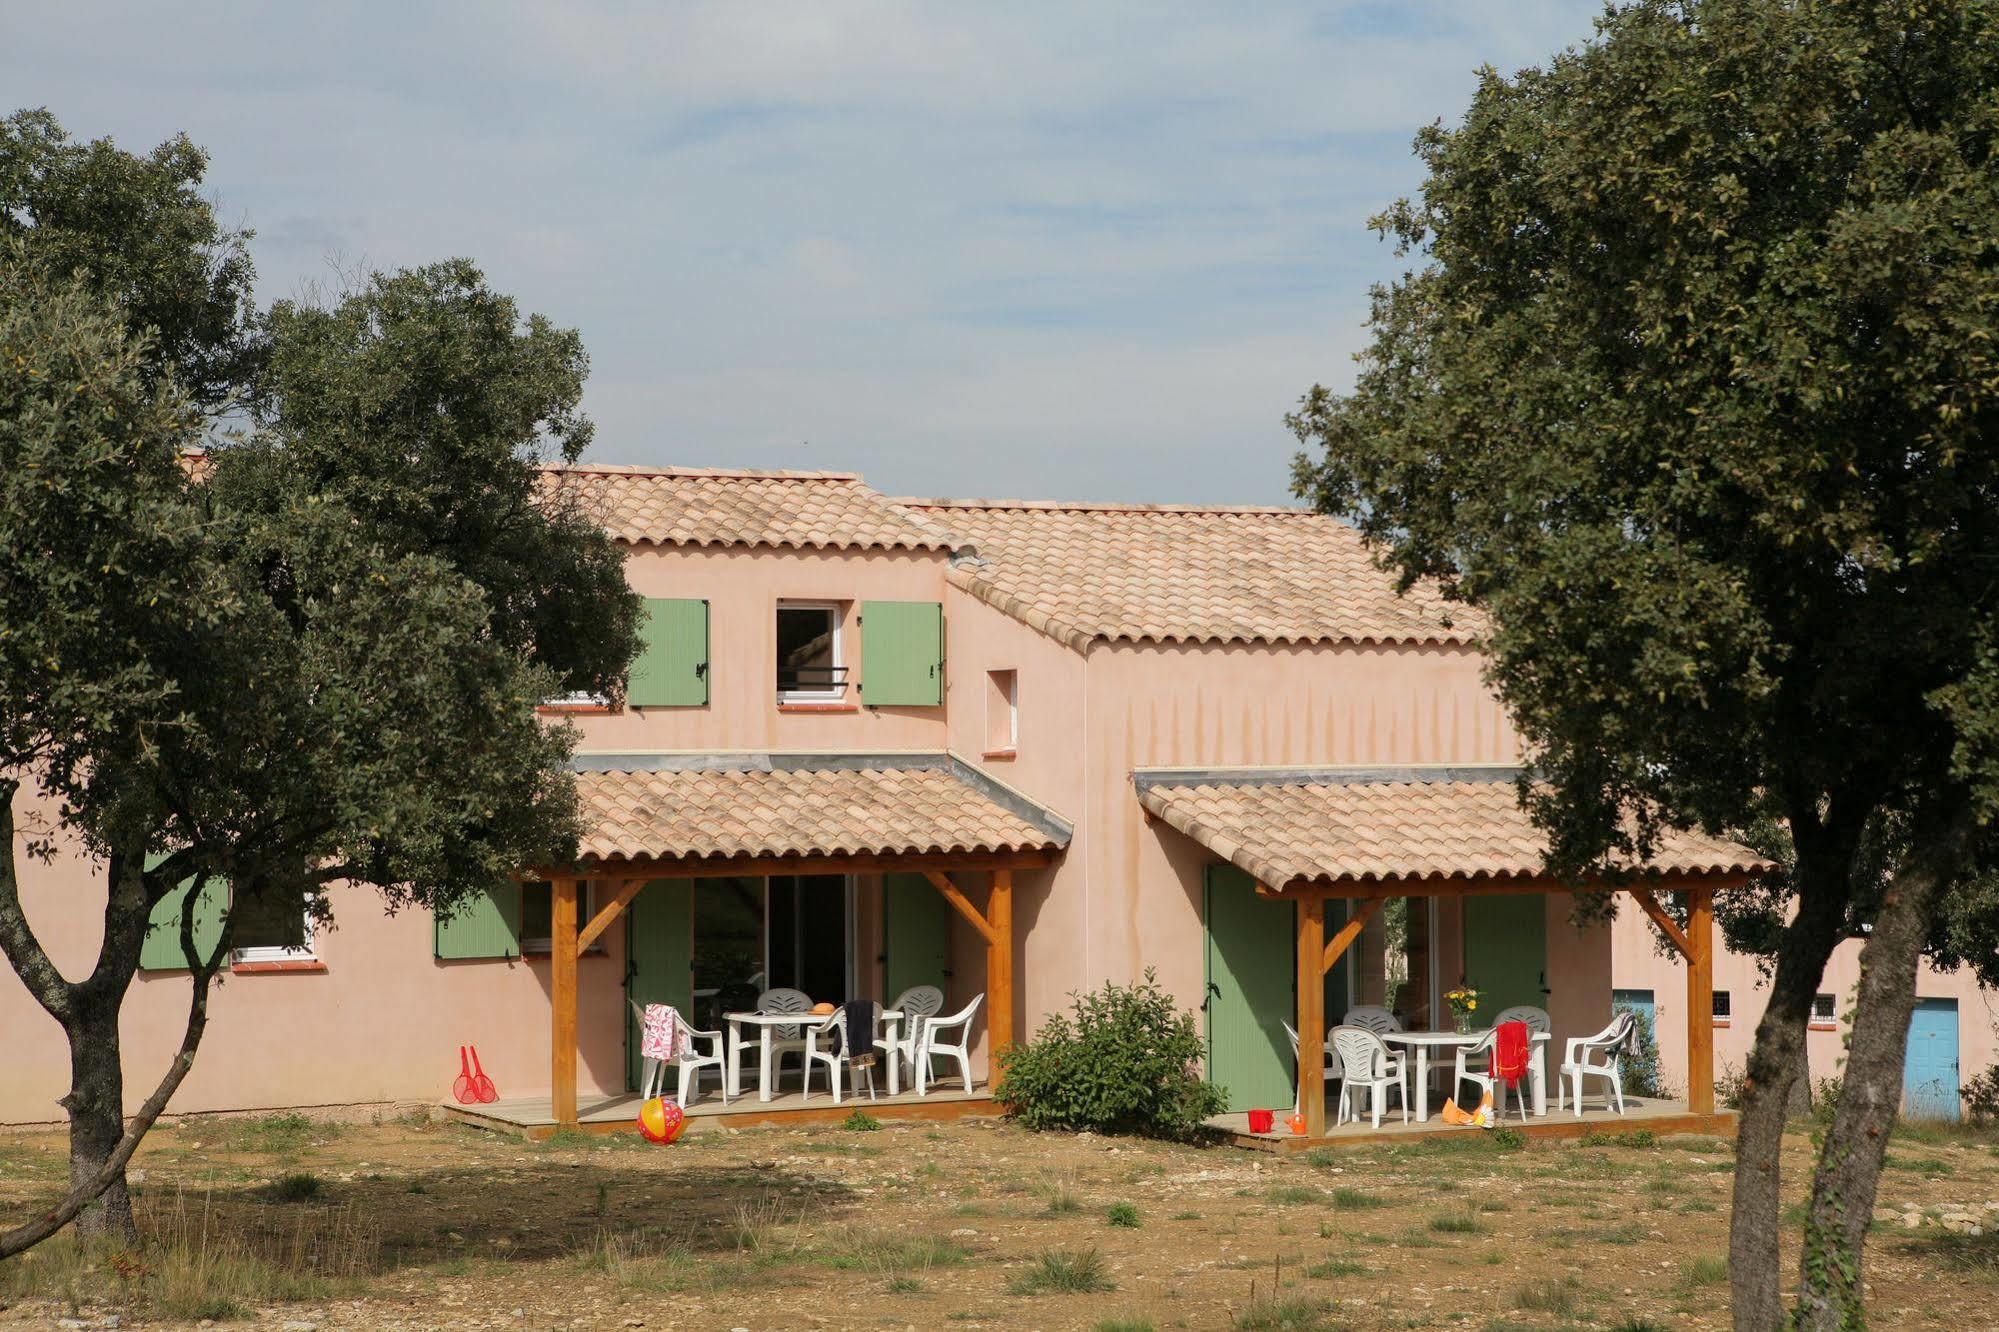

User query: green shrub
[1105,1201,1141,1228]
[995,969,1225,1140]
[268,1172,324,1203]
[842,1109,882,1132]
[1966,1064,1999,1124]
[1614,1000,1667,1098]
[1008,1248,1114,1295]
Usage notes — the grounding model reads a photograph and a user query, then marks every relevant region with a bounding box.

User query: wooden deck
[445,1083,997,1140]
[1212,1095,1738,1154]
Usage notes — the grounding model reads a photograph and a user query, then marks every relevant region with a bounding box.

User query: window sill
[538,703,620,716]
[522,946,610,959]
[981,747,1018,761]
[230,959,326,975]
[1712,1019,1731,1027]
[1808,1022,1838,1032]
[777,701,858,713]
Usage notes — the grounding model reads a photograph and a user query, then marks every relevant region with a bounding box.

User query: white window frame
[1811,992,1837,1024]
[776,600,846,703]
[229,890,316,965]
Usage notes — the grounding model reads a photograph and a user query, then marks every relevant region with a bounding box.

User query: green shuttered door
[629,598,709,707]
[1463,895,1546,1017]
[139,866,228,971]
[435,883,523,959]
[1204,864,1296,1112]
[626,880,695,1091]
[859,600,942,706]
[883,872,951,1001]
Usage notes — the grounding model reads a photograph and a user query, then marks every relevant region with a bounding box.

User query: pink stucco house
[4,463,1762,1140]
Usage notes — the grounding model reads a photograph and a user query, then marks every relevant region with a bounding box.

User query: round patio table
[724,1009,906,1102]
[1378,1029,1551,1122]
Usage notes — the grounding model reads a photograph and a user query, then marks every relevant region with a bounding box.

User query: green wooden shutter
[628,597,709,707]
[1203,863,1296,1112]
[625,880,695,1091]
[139,859,228,972]
[883,872,952,1001]
[434,883,523,960]
[859,600,942,706]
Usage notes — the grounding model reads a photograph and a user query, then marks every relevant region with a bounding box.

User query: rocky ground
[2,1109,1995,1330]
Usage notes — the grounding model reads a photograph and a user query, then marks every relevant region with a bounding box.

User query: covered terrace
[449,752,1070,1137]
[1136,764,1769,1150]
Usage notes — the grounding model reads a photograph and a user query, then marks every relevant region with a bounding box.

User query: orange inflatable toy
[636,1096,687,1144]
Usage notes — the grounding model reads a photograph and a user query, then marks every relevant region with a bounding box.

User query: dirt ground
[2,1109,1996,1331]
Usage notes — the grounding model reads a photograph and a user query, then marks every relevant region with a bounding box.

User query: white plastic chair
[885,985,946,1084]
[629,1000,729,1108]
[1492,1005,1552,1034]
[754,987,814,1085]
[1557,1011,1636,1116]
[1452,1022,1532,1122]
[1338,1005,1409,1085]
[914,994,983,1094]
[1283,1021,1340,1115]
[1492,1005,1552,1111]
[801,1008,880,1104]
[1330,1026,1407,1129]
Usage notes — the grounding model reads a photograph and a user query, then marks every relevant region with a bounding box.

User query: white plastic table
[1379,1029,1551,1122]
[724,1009,906,1102]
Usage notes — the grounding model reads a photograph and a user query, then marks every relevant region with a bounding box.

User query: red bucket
[1246,1108,1276,1134]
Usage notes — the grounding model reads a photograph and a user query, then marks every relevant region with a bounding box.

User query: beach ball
[636,1096,686,1145]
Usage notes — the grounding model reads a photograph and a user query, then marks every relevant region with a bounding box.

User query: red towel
[1490,1020,1531,1089]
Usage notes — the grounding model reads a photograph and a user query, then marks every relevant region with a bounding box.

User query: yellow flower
[1467,1000,1478,1010]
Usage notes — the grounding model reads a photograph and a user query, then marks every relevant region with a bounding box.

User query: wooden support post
[1685,886,1715,1115]
[1322,893,1384,973]
[1297,896,1327,1138]
[988,869,1014,1068]
[575,876,646,956]
[922,869,996,944]
[551,876,580,1128]
[1629,887,1693,960]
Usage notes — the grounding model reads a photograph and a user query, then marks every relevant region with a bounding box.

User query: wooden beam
[550,876,579,1129]
[1322,893,1384,974]
[1297,896,1327,1138]
[988,869,1015,1064]
[923,869,996,945]
[526,847,1058,882]
[574,877,647,956]
[1686,886,1715,1115]
[1629,887,1693,960]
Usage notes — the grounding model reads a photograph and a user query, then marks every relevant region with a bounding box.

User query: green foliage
[1233,1293,1339,1331]
[0,109,256,409]
[995,969,1225,1140]
[1007,1248,1114,1295]
[1615,1001,1666,1098]
[1965,1064,1999,1124]
[1105,1201,1141,1228]
[267,1173,324,1203]
[1515,1274,1582,1317]
[840,1109,882,1132]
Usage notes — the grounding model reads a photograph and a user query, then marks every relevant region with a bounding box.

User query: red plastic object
[468,1045,498,1103]
[637,1096,687,1144]
[1246,1108,1275,1134]
[451,1047,475,1104]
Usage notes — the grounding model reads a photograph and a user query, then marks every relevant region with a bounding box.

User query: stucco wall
[1611,909,1999,1107]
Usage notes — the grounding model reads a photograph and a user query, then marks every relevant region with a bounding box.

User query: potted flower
[1444,985,1480,1034]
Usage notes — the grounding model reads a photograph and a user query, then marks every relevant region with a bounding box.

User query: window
[1811,993,1838,1027]
[541,689,611,710]
[230,887,315,965]
[520,880,603,954]
[776,601,846,701]
[1712,990,1732,1023]
[985,669,1018,754]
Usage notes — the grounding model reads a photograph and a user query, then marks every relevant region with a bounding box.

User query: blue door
[1904,999,1960,1121]
[1612,988,1656,1027]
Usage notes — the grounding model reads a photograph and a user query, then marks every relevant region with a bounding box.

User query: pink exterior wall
[1611,909,1999,1108]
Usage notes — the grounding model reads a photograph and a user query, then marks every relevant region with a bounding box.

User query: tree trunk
[61,995,137,1245]
[1792,807,1974,1330]
[1730,829,1855,1332]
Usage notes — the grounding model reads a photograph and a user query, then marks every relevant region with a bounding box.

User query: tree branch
[0,782,76,1025]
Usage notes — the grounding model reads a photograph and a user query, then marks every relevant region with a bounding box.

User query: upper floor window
[231,886,316,965]
[1811,993,1837,1026]
[1712,989,1732,1022]
[777,601,847,701]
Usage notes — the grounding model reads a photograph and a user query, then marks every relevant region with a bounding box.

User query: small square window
[986,669,1018,754]
[1811,993,1837,1025]
[521,881,604,954]
[230,887,315,964]
[777,602,846,700]
[1712,990,1732,1021]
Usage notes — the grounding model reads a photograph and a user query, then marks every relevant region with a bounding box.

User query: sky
[3,3,1605,504]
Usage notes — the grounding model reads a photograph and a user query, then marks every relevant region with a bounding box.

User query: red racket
[469,1045,498,1103]
[451,1047,476,1105]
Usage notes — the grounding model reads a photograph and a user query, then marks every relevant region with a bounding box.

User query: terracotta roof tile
[545,464,956,552]
[1134,768,1769,889]
[904,499,1480,649]
[572,757,1069,864]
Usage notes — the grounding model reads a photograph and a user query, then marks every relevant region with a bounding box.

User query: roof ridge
[546,462,862,481]
[897,496,1313,515]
